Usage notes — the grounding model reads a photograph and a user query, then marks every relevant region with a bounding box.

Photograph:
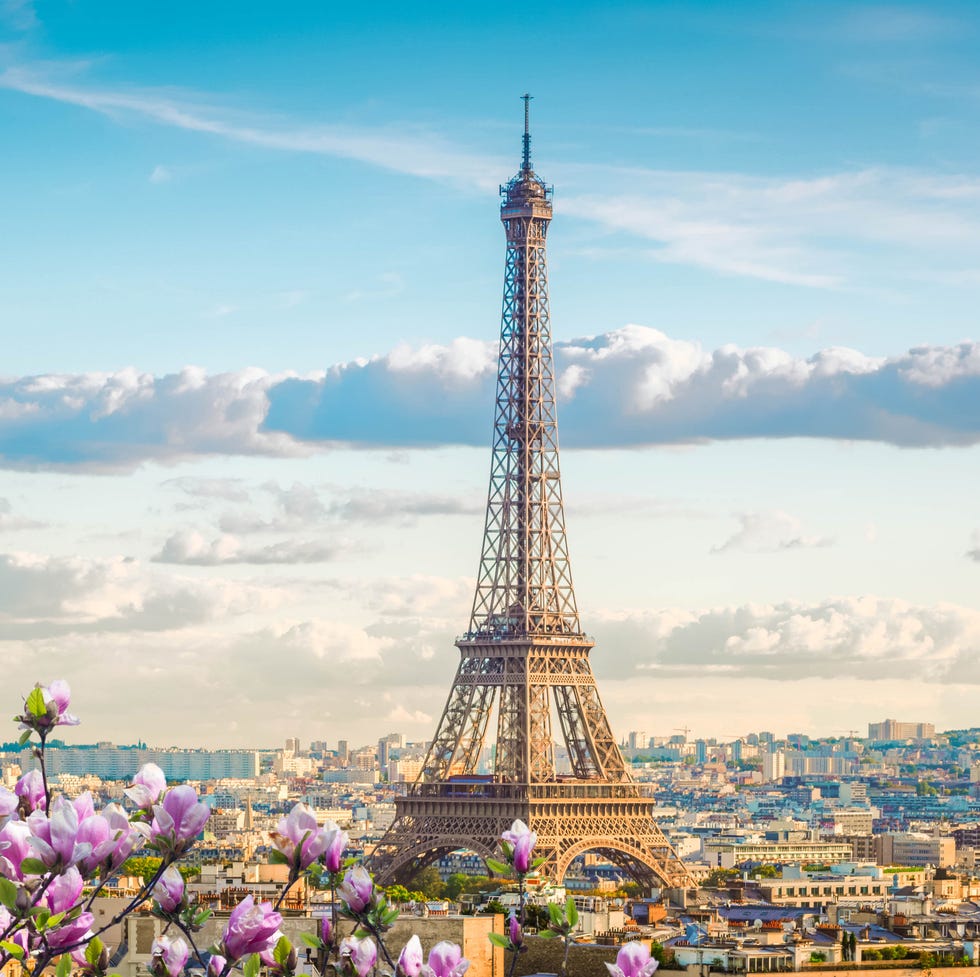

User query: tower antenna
[522,92,533,171]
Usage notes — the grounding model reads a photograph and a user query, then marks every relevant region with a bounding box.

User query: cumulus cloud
[590,596,980,684]
[0,551,279,638]
[213,481,478,535]
[152,529,339,565]
[712,510,834,554]
[1,330,980,469]
[0,366,308,470]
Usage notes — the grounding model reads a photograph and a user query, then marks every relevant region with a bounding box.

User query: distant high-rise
[337,739,349,764]
[762,749,786,782]
[868,719,935,742]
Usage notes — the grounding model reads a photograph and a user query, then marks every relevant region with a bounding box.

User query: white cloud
[149,164,172,184]
[0,551,281,638]
[590,596,980,683]
[2,329,980,470]
[712,510,834,554]
[7,64,980,287]
[152,529,340,565]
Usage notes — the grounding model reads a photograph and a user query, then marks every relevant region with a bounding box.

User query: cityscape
[3,2,980,977]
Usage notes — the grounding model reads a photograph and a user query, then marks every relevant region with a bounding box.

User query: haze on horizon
[1,0,979,748]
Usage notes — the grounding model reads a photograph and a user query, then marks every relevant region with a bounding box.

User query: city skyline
[1,1,979,746]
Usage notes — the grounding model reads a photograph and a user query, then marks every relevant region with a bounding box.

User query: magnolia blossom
[45,911,95,950]
[44,866,84,914]
[323,822,348,874]
[260,939,297,975]
[15,770,46,813]
[208,954,228,977]
[501,819,537,874]
[18,680,80,736]
[339,935,377,977]
[271,803,335,872]
[125,764,167,811]
[150,936,191,977]
[320,915,332,946]
[71,940,110,975]
[0,786,18,822]
[27,796,92,871]
[0,819,32,879]
[397,935,423,977]
[606,941,660,977]
[150,785,210,857]
[421,942,469,977]
[220,895,283,962]
[76,802,144,877]
[337,865,374,913]
[508,913,523,947]
[152,864,185,913]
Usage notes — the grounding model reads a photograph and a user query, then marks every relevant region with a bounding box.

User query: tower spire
[522,92,532,171]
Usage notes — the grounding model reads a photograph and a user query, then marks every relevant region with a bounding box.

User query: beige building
[867,719,936,741]
[704,836,852,869]
[877,832,955,868]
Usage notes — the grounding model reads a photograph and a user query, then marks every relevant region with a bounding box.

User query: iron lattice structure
[369,99,693,891]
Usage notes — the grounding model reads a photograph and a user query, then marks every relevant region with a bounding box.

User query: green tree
[384,883,413,904]
[409,865,447,899]
[444,873,471,900]
[704,868,740,888]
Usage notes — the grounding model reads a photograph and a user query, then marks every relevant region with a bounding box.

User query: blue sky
[1,0,979,747]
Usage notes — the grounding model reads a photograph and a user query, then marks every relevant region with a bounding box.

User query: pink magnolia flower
[104,802,147,870]
[220,895,283,962]
[501,819,536,874]
[152,865,185,913]
[421,942,469,977]
[339,936,377,977]
[271,804,332,872]
[508,913,523,947]
[0,819,32,879]
[44,866,84,914]
[45,911,95,950]
[150,786,210,857]
[337,865,374,913]
[397,935,424,977]
[320,915,333,946]
[45,680,80,726]
[323,823,348,874]
[71,940,111,974]
[125,764,167,811]
[15,770,46,813]
[208,954,228,977]
[18,681,80,735]
[73,792,96,823]
[0,786,18,822]
[606,942,659,977]
[76,812,122,876]
[150,936,191,977]
[27,795,92,871]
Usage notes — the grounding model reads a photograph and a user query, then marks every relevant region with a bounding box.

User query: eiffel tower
[369,98,693,890]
